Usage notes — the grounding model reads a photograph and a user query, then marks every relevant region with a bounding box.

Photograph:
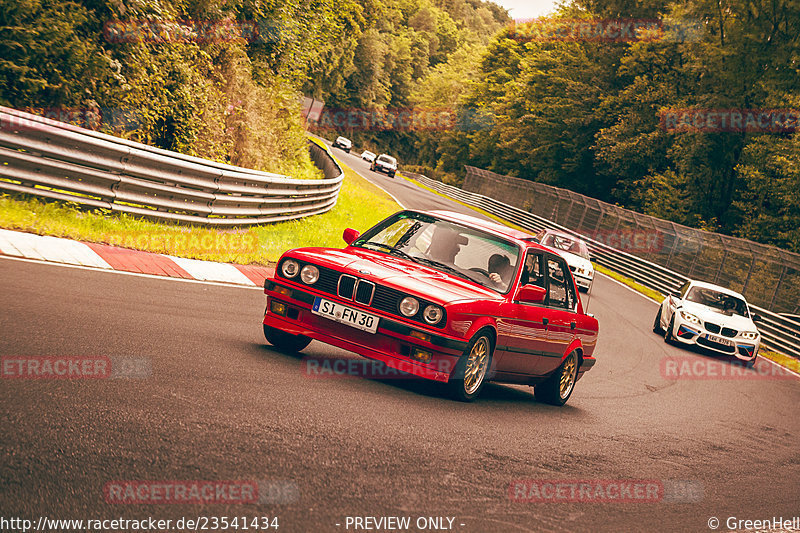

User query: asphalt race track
[1,149,799,532]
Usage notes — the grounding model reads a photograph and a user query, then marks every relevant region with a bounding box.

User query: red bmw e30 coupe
[262,210,598,404]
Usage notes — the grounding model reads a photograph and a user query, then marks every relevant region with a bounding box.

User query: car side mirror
[343,228,360,245]
[516,284,547,304]
[752,314,762,322]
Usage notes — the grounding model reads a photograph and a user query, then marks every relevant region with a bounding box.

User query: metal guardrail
[464,166,800,314]
[405,171,800,359]
[0,107,344,226]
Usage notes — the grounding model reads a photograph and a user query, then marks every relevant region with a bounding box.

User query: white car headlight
[741,331,759,340]
[300,264,319,285]
[680,310,701,324]
[399,297,420,317]
[423,305,444,325]
[281,259,299,278]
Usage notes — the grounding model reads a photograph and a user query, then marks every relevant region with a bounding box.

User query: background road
[1,149,799,532]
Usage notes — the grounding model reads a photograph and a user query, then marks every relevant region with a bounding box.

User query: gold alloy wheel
[559,353,577,399]
[464,336,490,395]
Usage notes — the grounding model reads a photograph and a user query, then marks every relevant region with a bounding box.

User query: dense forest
[1,0,798,251]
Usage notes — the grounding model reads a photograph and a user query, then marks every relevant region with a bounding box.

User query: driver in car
[488,254,513,286]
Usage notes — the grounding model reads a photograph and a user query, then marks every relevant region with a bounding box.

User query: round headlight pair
[281,259,319,285]
[680,310,700,324]
[399,297,443,325]
[741,331,759,340]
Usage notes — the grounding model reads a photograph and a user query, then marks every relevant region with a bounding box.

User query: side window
[565,270,578,310]
[546,257,569,308]
[521,251,545,289]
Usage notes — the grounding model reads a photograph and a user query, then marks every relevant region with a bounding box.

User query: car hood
[551,249,593,271]
[287,248,501,304]
[680,301,757,331]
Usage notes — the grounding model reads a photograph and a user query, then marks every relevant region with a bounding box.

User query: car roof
[687,280,747,300]
[425,210,536,243]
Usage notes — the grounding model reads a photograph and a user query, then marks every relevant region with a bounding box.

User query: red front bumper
[263,284,465,383]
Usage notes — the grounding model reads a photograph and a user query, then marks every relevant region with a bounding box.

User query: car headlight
[423,305,443,325]
[577,267,586,275]
[300,264,319,285]
[281,259,299,278]
[399,297,420,317]
[680,310,700,324]
[741,331,759,340]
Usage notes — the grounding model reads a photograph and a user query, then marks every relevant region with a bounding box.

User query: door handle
[570,321,576,330]
[543,317,549,327]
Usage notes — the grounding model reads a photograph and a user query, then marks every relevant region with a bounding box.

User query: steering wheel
[469,267,490,277]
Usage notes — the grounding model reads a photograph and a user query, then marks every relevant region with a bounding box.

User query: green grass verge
[0,157,399,265]
[759,350,800,374]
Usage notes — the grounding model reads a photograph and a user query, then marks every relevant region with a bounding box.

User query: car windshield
[353,212,521,293]
[541,233,590,260]
[377,155,396,165]
[685,287,749,317]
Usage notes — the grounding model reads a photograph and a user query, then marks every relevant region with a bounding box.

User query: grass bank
[0,156,399,265]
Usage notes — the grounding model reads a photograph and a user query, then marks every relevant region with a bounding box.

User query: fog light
[410,348,432,364]
[270,300,287,316]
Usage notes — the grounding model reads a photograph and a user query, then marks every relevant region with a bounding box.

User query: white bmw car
[536,229,594,291]
[654,280,762,366]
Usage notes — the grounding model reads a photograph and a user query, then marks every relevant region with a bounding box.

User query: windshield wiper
[359,241,417,262]
[414,258,477,283]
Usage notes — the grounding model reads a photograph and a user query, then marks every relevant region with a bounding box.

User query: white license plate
[706,333,734,346]
[312,297,379,334]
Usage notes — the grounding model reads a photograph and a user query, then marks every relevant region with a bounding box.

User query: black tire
[388,172,395,178]
[263,324,311,352]
[664,316,675,344]
[653,306,664,334]
[534,351,579,406]
[447,331,494,402]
